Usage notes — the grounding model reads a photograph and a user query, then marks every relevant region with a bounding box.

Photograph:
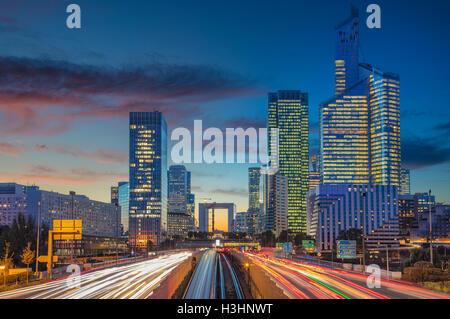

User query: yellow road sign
[53,219,82,240]
[38,255,58,263]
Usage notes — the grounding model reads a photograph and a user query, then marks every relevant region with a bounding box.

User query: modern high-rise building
[307,184,400,251]
[248,167,261,211]
[309,155,321,192]
[334,5,360,95]
[129,112,168,249]
[168,165,188,215]
[262,172,288,238]
[400,168,411,195]
[118,182,129,235]
[167,165,195,237]
[111,186,119,205]
[320,8,401,187]
[268,90,309,234]
[0,183,120,238]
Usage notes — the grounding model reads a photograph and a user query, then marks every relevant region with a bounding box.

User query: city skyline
[0,0,449,216]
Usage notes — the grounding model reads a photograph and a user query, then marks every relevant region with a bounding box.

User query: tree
[21,242,35,284]
[2,242,13,287]
[293,232,312,246]
[260,230,275,247]
[336,228,363,250]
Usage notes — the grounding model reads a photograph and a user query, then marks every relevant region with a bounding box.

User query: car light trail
[0,252,192,299]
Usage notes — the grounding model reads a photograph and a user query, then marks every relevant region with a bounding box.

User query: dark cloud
[0,16,21,33]
[33,144,127,165]
[402,136,450,169]
[0,56,257,136]
[434,121,450,133]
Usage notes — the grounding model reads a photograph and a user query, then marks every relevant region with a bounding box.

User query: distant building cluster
[0,8,447,260]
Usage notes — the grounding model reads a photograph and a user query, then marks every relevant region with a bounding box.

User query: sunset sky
[0,0,449,231]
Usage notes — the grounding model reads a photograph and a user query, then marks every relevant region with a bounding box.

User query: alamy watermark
[170,120,278,174]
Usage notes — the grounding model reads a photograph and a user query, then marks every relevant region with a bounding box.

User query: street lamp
[428,189,433,265]
[361,192,367,270]
[35,201,41,277]
[70,191,75,264]
[244,262,251,296]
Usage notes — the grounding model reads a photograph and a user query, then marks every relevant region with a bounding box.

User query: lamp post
[70,191,75,264]
[35,201,41,277]
[115,203,119,264]
[429,189,433,265]
[362,192,367,270]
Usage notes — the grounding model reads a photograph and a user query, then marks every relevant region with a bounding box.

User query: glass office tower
[129,112,167,249]
[400,168,410,195]
[334,5,359,95]
[268,90,309,234]
[362,63,401,187]
[320,8,401,187]
[118,182,129,235]
[248,167,261,211]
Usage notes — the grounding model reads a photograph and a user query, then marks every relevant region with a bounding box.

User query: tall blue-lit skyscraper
[320,8,401,187]
[129,112,167,249]
[334,5,359,95]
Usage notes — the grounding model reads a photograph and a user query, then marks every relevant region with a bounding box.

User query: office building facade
[262,172,288,238]
[400,168,411,195]
[268,90,309,234]
[129,112,168,248]
[320,8,401,187]
[0,183,120,238]
[118,182,130,235]
[167,165,195,237]
[307,184,400,251]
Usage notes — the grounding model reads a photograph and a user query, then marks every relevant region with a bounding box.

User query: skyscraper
[268,90,309,234]
[167,165,195,237]
[309,155,320,192]
[248,167,261,211]
[129,112,167,249]
[110,186,119,205]
[262,172,288,238]
[168,165,188,215]
[118,182,129,235]
[320,8,401,187]
[400,168,411,195]
[334,5,360,95]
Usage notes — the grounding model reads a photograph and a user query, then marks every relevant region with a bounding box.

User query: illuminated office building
[320,8,401,187]
[400,168,410,195]
[248,167,261,211]
[0,183,119,238]
[307,184,399,251]
[262,172,289,238]
[309,155,321,192]
[111,186,119,205]
[268,90,309,234]
[118,182,129,235]
[334,5,360,95]
[129,112,167,249]
[167,165,195,237]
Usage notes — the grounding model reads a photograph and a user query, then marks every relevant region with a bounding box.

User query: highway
[246,252,450,299]
[0,252,192,299]
[184,249,243,299]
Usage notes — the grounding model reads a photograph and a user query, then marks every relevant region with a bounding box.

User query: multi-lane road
[0,251,192,299]
[184,249,243,299]
[246,252,450,299]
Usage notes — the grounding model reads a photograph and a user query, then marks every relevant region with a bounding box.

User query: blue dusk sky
[0,0,449,229]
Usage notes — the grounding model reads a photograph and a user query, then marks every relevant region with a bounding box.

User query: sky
[0,0,449,231]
